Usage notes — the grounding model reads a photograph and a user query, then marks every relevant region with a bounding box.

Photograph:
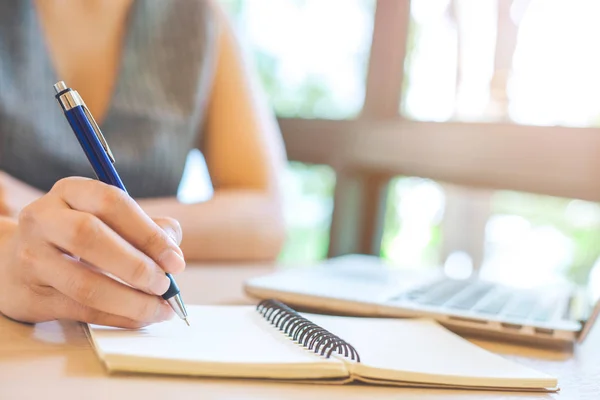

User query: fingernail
[154,304,174,322]
[159,249,186,273]
[150,272,170,295]
[164,228,179,245]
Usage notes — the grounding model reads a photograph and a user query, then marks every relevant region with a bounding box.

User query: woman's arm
[138,3,287,262]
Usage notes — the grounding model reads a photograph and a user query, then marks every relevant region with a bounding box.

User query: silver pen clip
[81,105,116,164]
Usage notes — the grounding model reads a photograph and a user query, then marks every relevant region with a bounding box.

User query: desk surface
[1,264,599,400]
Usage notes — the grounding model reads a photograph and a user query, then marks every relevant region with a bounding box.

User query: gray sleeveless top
[0,0,217,198]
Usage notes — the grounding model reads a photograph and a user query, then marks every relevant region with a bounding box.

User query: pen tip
[184,318,190,327]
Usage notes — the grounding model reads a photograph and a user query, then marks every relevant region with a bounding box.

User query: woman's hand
[0,177,186,329]
[0,171,44,218]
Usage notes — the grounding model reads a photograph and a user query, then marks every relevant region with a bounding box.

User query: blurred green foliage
[277,162,336,264]
[379,177,444,268]
[220,0,375,119]
[491,191,600,285]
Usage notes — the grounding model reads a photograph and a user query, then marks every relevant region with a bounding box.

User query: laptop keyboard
[391,278,563,322]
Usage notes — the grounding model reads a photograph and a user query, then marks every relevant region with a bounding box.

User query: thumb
[152,217,183,247]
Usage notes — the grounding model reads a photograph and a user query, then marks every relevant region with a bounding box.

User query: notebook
[86,299,558,392]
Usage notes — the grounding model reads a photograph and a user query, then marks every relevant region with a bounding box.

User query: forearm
[137,190,286,262]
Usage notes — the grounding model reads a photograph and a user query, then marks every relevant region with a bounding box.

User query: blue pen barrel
[56,82,186,318]
[65,105,180,300]
[64,105,127,191]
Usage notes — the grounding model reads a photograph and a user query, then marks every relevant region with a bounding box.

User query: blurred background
[179,0,600,289]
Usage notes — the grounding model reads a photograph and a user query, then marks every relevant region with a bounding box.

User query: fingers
[153,217,183,246]
[36,246,174,324]
[51,178,185,274]
[39,209,171,296]
[10,177,185,329]
[51,293,151,329]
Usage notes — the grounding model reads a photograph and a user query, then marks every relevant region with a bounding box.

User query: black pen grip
[161,273,180,300]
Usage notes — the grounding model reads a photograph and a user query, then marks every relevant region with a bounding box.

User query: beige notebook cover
[86,300,558,392]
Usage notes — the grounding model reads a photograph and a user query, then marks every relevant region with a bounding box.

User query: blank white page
[305,314,557,389]
[87,306,346,380]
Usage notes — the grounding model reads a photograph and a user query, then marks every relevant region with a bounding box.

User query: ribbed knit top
[0,0,217,198]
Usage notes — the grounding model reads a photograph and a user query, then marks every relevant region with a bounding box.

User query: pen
[53,81,190,327]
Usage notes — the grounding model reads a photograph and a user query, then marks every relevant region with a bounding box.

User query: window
[380,177,444,269]
[279,163,336,264]
[221,0,376,119]
[402,0,600,126]
[213,0,600,286]
[483,191,600,286]
[380,176,600,286]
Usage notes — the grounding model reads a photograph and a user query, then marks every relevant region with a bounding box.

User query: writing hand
[0,177,186,328]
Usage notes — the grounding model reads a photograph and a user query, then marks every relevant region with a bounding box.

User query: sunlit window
[402,0,600,127]
[508,0,600,126]
[278,163,336,264]
[215,0,600,283]
[221,0,376,119]
[482,191,600,286]
[380,177,445,268]
[380,176,600,287]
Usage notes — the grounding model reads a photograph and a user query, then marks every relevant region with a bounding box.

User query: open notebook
[86,300,558,392]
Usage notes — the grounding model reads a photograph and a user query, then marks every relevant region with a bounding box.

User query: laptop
[243,254,600,346]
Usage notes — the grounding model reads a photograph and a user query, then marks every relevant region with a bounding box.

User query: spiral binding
[256,299,361,362]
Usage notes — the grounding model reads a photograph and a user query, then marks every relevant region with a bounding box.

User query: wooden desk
[1,264,598,400]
